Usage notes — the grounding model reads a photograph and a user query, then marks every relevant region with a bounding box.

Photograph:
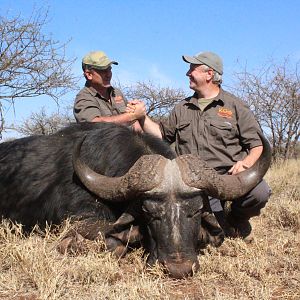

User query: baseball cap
[82,51,118,70]
[182,51,223,75]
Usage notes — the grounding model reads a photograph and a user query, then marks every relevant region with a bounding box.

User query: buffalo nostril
[163,259,200,279]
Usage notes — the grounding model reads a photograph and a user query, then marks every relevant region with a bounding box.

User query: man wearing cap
[74,51,142,130]
[129,51,271,240]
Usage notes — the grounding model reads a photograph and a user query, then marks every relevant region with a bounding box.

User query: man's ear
[207,69,214,81]
[84,70,93,80]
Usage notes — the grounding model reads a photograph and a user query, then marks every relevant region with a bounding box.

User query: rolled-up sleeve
[236,101,263,149]
[159,108,178,144]
[74,96,101,122]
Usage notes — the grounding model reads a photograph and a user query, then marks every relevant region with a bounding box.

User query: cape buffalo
[0,122,271,278]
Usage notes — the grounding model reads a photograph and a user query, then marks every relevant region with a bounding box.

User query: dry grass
[0,160,299,300]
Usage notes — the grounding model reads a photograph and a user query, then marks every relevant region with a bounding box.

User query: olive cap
[182,51,223,75]
[82,51,118,70]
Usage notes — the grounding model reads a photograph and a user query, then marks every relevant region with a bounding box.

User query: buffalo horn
[72,136,167,202]
[177,132,271,201]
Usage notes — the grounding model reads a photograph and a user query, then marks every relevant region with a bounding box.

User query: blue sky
[1,0,300,139]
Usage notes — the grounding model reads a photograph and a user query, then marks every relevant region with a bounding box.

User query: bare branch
[16,107,73,136]
[0,8,79,137]
[118,80,188,121]
[231,57,300,160]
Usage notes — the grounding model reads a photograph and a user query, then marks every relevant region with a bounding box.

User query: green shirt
[159,89,262,169]
[74,83,127,122]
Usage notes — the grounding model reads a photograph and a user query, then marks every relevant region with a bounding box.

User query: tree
[232,58,300,160]
[16,107,73,136]
[120,80,188,121]
[0,9,78,139]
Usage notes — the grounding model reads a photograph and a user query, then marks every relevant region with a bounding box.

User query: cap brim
[182,55,202,64]
[90,61,119,70]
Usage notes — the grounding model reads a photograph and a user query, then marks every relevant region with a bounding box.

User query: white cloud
[115,60,175,88]
[148,64,172,86]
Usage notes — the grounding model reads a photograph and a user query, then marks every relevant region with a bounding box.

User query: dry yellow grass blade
[0,159,299,300]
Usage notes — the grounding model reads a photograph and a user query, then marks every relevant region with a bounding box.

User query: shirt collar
[185,88,225,107]
[85,82,114,99]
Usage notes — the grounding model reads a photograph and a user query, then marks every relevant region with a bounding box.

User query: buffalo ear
[198,212,224,248]
[108,200,142,233]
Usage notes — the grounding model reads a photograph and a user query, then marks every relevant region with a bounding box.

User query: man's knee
[247,179,271,206]
[231,179,271,218]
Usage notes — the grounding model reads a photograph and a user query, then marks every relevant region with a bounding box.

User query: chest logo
[114,96,124,104]
[218,107,233,118]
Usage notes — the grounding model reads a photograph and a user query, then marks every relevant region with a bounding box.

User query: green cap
[182,51,223,75]
[82,51,118,70]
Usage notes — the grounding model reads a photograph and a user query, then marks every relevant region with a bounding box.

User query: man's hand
[126,100,147,120]
[127,100,162,138]
[228,161,250,175]
[228,145,263,175]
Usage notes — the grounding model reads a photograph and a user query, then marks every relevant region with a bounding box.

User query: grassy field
[0,159,299,300]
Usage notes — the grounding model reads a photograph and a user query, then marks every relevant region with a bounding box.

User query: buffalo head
[73,132,271,278]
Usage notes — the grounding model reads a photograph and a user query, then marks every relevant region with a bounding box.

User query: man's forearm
[139,116,162,139]
[92,113,134,126]
[243,145,263,168]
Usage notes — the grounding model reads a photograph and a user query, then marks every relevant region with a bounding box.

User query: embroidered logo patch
[114,96,124,104]
[218,107,233,118]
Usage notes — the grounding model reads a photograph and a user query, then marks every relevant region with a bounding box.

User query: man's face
[85,66,112,88]
[186,64,213,92]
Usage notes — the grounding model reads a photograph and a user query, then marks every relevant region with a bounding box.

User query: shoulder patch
[218,107,233,118]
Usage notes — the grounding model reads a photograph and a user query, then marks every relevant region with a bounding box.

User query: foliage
[16,107,73,136]
[0,9,78,138]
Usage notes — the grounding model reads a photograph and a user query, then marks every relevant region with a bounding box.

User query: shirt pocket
[209,120,237,139]
[176,120,192,144]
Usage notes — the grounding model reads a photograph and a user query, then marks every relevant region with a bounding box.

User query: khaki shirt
[74,83,127,122]
[160,89,262,169]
